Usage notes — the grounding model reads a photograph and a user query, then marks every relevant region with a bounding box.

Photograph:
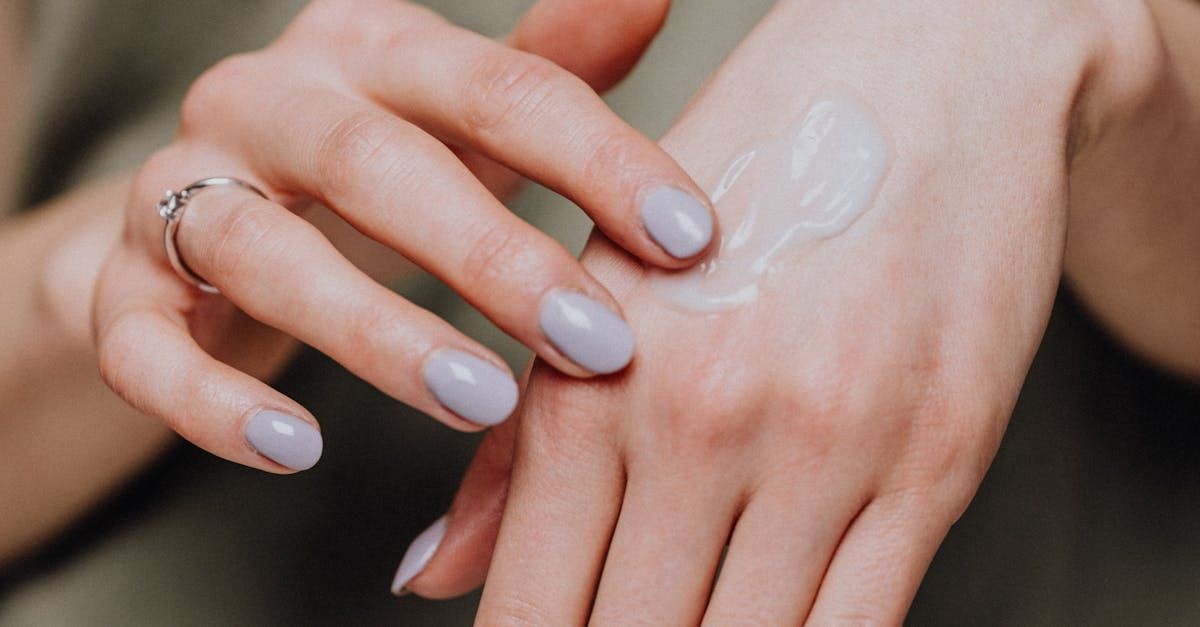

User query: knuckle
[895,393,1002,509]
[461,224,543,289]
[132,147,181,212]
[205,199,285,283]
[580,129,640,194]
[343,300,407,374]
[653,354,767,454]
[315,111,414,201]
[775,377,855,454]
[179,53,259,135]
[462,52,564,134]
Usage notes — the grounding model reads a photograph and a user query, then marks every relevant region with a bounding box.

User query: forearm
[1065,0,1200,380]
[0,175,172,567]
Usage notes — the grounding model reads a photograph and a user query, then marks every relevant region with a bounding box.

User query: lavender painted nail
[640,186,714,259]
[539,291,635,375]
[423,349,518,426]
[391,516,448,596]
[243,410,323,471]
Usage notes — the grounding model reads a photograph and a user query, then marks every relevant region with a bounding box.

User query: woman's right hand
[91,0,710,473]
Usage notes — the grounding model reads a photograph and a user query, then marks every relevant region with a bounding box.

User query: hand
[395,0,1163,620]
[91,0,712,473]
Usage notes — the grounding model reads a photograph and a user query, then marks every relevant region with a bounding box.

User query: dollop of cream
[652,96,891,312]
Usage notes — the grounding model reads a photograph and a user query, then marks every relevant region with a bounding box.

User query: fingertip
[638,185,716,264]
[422,348,519,428]
[392,515,449,596]
[243,409,324,472]
[537,290,636,376]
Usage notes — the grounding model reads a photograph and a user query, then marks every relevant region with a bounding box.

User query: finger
[341,2,717,265]
[462,0,669,193]
[92,247,322,473]
[701,475,871,626]
[510,0,671,91]
[172,186,519,430]
[219,91,636,376]
[391,416,519,598]
[804,491,955,625]
[475,369,625,624]
[588,471,738,626]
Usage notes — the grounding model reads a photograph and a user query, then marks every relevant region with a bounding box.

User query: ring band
[156,176,269,294]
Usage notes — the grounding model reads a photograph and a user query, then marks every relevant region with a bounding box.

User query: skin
[90,0,714,473]
[2,0,1197,621]
[403,0,1200,623]
[0,0,683,563]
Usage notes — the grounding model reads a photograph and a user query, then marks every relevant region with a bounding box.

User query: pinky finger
[803,490,957,625]
[94,252,322,473]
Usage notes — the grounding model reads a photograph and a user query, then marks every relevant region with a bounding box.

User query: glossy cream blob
[653,97,890,312]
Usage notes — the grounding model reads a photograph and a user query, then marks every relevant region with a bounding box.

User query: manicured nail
[423,349,518,426]
[391,515,448,596]
[243,410,323,471]
[539,291,635,375]
[640,186,714,259]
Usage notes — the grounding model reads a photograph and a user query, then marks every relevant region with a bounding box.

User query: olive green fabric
[1,1,1197,625]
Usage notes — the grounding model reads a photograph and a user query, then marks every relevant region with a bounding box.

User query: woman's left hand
[391,0,1164,621]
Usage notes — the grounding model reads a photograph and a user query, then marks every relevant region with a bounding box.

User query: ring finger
[701,471,871,625]
[124,145,526,432]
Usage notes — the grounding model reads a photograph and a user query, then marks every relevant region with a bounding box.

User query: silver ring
[156,176,269,294]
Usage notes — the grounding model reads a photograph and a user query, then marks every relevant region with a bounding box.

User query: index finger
[336,2,717,266]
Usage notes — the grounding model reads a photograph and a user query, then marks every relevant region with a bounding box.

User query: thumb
[391,416,517,599]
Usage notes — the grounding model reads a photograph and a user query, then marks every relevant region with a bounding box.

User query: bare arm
[0,175,174,567]
[0,3,171,567]
[1065,0,1200,380]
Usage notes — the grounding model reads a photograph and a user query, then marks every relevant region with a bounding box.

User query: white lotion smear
[653,97,890,312]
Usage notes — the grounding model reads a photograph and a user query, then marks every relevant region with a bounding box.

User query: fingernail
[640,186,714,259]
[243,410,323,471]
[539,291,635,375]
[423,349,518,426]
[391,515,448,596]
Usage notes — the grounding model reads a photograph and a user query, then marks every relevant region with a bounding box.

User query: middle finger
[235,91,637,376]
[336,2,717,265]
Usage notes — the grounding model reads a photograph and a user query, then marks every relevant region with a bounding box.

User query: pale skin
[0,0,1198,622]
[399,0,1200,624]
[0,0,701,563]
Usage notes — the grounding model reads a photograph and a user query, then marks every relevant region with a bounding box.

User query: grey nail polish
[391,515,448,596]
[244,410,323,471]
[640,186,714,259]
[539,291,635,375]
[423,349,518,426]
